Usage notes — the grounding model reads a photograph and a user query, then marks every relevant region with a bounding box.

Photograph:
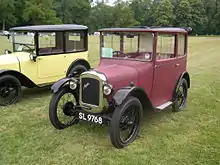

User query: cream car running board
[156,101,173,110]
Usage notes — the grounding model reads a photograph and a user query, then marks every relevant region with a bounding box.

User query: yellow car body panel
[0,54,20,71]
[0,51,89,86]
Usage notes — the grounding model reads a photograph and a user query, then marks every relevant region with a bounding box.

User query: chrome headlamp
[103,84,113,96]
[69,79,78,90]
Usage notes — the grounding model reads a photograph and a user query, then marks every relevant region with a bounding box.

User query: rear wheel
[68,64,88,78]
[172,78,188,112]
[109,96,143,149]
[0,75,21,106]
[49,87,79,129]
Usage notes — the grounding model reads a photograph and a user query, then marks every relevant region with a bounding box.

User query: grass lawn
[0,36,220,165]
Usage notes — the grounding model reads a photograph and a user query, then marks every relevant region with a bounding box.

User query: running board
[156,101,173,110]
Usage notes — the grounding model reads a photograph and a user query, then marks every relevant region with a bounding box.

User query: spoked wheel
[0,75,21,106]
[172,78,188,112]
[110,96,143,149]
[69,64,88,78]
[49,87,79,129]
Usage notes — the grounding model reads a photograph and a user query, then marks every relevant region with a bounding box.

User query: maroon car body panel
[95,58,155,105]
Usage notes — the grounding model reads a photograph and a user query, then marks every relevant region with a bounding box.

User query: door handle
[175,63,180,67]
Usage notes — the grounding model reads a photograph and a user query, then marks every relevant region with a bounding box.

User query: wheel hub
[63,102,75,116]
[120,115,134,130]
[0,87,9,97]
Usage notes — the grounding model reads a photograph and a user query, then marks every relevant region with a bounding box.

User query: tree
[14,0,26,26]
[129,0,152,26]
[112,1,138,27]
[23,0,61,25]
[213,0,220,34]
[0,0,16,30]
[188,0,207,34]
[174,0,192,27]
[151,0,174,26]
[89,3,115,32]
[203,0,217,34]
[55,0,91,25]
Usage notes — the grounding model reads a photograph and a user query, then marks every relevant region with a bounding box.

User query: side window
[39,32,64,55]
[139,33,153,54]
[66,32,86,52]
[156,34,175,60]
[124,34,138,53]
[178,34,186,57]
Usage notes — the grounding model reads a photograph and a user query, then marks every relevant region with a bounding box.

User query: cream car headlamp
[103,84,113,96]
[69,80,78,90]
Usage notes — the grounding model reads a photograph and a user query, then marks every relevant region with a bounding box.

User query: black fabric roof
[10,24,88,31]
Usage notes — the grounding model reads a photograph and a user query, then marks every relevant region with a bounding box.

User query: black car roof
[10,24,88,32]
[99,27,192,34]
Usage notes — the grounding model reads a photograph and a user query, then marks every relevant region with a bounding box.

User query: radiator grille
[81,77,100,106]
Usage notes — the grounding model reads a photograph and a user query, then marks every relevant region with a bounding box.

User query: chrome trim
[81,70,107,82]
[79,71,108,113]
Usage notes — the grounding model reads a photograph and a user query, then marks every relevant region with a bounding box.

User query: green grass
[0,36,220,165]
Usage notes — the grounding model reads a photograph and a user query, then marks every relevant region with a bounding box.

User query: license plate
[78,112,103,124]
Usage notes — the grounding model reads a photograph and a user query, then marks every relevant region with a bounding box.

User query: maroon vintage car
[48,26,191,148]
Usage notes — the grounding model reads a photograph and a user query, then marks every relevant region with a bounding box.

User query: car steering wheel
[113,51,129,57]
[21,44,35,51]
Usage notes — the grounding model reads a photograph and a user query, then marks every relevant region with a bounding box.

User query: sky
[92,0,126,6]
[109,0,115,3]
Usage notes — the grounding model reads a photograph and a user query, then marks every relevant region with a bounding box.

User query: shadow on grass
[21,86,52,99]
[142,107,174,124]
[59,107,176,148]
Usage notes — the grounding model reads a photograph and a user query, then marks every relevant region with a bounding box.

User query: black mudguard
[51,78,73,93]
[113,87,134,105]
[180,71,190,88]
[113,86,153,110]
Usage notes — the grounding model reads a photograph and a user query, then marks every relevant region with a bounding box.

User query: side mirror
[29,52,37,62]
[7,34,10,40]
[4,49,12,54]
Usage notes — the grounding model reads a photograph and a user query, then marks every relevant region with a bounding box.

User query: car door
[37,54,66,79]
[151,33,181,107]
[37,32,66,80]
[152,58,179,107]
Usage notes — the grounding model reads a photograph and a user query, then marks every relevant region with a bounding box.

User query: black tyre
[172,78,188,112]
[0,75,21,106]
[109,96,143,149]
[68,64,88,78]
[49,87,79,129]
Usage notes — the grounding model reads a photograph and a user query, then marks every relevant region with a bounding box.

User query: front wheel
[109,96,143,149]
[0,75,21,106]
[49,87,79,129]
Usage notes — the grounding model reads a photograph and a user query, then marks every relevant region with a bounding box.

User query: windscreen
[11,32,35,52]
[101,32,153,61]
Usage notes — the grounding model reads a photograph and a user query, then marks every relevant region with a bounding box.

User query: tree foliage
[23,0,61,25]
[55,0,91,25]
[151,0,174,26]
[1,0,220,35]
[0,0,16,30]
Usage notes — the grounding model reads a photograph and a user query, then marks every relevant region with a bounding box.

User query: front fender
[113,87,133,105]
[0,69,6,74]
[0,69,37,87]
[113,86,153,110]
[51,77,73,93]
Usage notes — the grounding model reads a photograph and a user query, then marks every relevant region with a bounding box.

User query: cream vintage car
[0,24,91,106]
